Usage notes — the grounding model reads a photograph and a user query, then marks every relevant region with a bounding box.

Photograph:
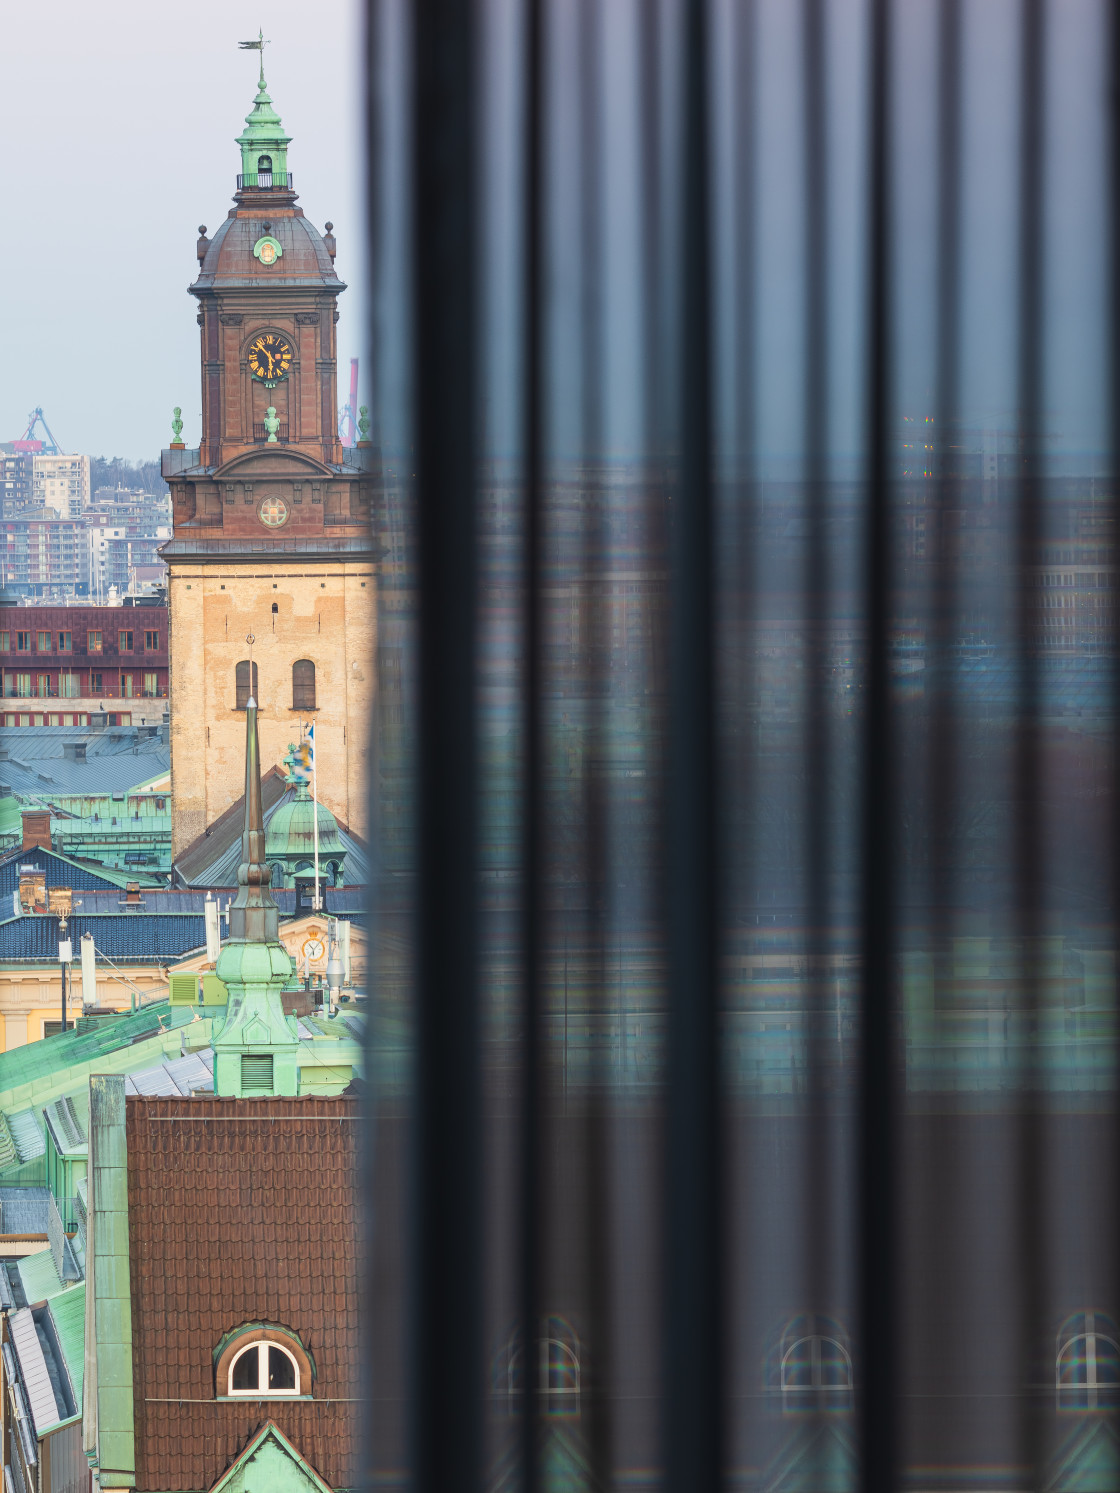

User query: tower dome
[265,748,347,888]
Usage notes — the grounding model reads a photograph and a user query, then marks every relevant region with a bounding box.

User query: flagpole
[311,722,321,911]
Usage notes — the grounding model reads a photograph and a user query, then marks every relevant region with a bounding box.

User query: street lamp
[57,914,73,1035]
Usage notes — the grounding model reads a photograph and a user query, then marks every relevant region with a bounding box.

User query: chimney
[20,809,51,852]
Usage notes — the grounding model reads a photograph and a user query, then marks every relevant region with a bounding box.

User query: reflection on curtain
[364,1,1120,1488]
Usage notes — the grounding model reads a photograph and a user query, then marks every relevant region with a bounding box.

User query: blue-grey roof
[0,912,205,965]
[0,847,146,895]
[0,726,164,761]
[0,1188,49,1237]
[0,726,168,798]
[69,890,208,915]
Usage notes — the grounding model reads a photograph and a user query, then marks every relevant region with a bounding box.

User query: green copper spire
[235,35,292,190]
[212,690,299,1097]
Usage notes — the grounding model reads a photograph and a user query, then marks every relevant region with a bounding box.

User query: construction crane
[13,407,61,454]
[337,358,359,448]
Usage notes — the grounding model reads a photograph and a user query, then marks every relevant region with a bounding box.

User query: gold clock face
[248,332,293,387]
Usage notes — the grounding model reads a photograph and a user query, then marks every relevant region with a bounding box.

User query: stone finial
[263,406,280,443]
[357,405,370,443]
[323,221,337,260]
[170,407,184,448]
[196,226,210,263]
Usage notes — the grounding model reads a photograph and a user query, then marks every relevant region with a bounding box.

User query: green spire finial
[212,665,299,1098]
[239,28,270,88]
[170,407,184,446]
[357,406,370,442]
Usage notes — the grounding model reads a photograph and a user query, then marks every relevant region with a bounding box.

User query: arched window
[228,1340,301,1397]
[498,1316,581,1418]
[292,659,316,710]
[769,1314,853,1414]
[1056,1312,1120,1410]
[257,154,273,185]
[235,660,258,710]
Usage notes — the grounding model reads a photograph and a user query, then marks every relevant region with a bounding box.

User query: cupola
[235,36,293,193]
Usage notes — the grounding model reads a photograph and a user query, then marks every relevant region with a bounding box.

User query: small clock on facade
[247,332,294,388]
[258,495,290,528]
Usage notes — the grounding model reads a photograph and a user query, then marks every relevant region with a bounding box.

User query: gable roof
[1044,1416,1120,1492]
[759,1421,857,1493]
[209,1420,334,1493]
[0,845,161,895]
[126,1095,358,1491]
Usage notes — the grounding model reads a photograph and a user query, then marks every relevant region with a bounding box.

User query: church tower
[162,51,375,859]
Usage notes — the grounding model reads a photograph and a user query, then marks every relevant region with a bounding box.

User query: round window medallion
[258,495,289,528]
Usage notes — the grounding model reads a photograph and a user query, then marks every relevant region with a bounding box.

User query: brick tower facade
[162,61,375,859]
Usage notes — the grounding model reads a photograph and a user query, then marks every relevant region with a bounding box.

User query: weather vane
[239,29,270,86]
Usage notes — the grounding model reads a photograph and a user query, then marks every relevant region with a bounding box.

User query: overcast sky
[0,0,365,462]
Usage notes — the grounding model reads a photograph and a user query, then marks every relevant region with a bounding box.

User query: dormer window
[215,1324,314,1401]
[228,1340,301,1396]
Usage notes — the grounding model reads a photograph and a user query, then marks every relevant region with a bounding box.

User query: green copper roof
[0,1003,196,1106]
[210,1421,333,1493]
[18,1245,73,1306]
[49,1282,86,1409]
[88,1074,136,1486]
[235,50,292,185]
[0,796,21,841]
[238,77,288,142]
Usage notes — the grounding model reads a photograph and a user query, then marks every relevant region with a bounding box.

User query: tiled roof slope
[0,846,158,895]
[126,1096,358,1492]
[0,912,205,964]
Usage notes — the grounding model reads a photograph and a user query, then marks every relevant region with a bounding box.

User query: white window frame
[1056,1316,1120,1411]
[226,1340,301,1397]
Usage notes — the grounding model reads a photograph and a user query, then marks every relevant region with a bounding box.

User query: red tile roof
[125,1096,359,1491]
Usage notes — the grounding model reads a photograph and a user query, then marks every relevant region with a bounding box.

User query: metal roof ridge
[8,1305,60,1437]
